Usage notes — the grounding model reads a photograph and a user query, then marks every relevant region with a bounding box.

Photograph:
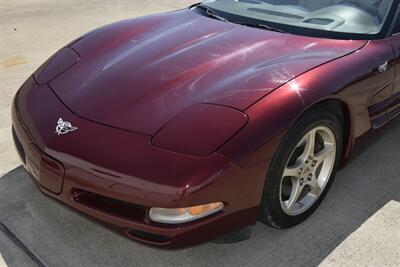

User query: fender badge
[379,61,388,73]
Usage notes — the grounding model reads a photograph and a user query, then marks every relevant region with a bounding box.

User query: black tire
[259,105,343,229]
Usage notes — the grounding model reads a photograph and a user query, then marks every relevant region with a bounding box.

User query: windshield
[200,0,394,38]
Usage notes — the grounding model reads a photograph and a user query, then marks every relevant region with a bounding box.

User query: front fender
[219,82,306,168]
[219,39,394,168]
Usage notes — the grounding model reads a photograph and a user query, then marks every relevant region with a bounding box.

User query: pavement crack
[0,220,47,267]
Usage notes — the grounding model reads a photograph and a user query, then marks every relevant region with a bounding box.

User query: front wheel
[259,107,343,228]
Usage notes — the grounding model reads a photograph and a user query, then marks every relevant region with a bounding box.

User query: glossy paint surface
[50,10,365,135]
[11,6,400,248]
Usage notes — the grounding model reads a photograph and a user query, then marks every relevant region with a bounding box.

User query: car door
[388,12,400,118]
[361,37,396,130]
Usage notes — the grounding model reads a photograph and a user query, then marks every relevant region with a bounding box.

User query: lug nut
[312,161,317,167]
[308,174,312,181]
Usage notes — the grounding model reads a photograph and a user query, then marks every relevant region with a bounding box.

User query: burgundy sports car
[12,0,400,248]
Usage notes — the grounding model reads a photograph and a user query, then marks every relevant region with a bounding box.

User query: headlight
[34,47,80,85]
[152,104,248,156]
[149,202,224,224]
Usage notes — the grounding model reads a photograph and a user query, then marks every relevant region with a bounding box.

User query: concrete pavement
[1,1,400,266]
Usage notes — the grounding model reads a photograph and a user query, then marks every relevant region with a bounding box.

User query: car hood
[50,9,366,135]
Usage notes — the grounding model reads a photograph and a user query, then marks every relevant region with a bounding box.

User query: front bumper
[11,77,268,248]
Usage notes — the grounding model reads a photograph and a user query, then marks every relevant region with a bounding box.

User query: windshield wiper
[196,5,230,22]
[236,22,288,34]
[194,5,288,34]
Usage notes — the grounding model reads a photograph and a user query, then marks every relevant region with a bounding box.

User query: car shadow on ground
[1,119,400,267]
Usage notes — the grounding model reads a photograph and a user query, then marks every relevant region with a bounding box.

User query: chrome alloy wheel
[279,126,337,216]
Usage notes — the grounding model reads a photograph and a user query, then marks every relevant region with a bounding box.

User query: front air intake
[126,229,171,244]
[72,189,146,222]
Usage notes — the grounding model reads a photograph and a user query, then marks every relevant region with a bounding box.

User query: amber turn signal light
[149,202,224,224]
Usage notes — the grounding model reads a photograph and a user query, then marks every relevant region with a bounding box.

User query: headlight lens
[152,104,248,156]
[149,202,224,224]
[34,47,79,85]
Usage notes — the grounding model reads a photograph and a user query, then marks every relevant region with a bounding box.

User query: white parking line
[320,200,400,267]
[0,253,7,267]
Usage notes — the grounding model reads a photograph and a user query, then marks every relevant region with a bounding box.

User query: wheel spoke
[314,143,334,164]
[285,178,303,211]
[302,129,317,160]
[309,179,322,197]
[283,164,301,178]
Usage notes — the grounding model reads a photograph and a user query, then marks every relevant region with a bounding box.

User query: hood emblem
[55,118,77,135]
